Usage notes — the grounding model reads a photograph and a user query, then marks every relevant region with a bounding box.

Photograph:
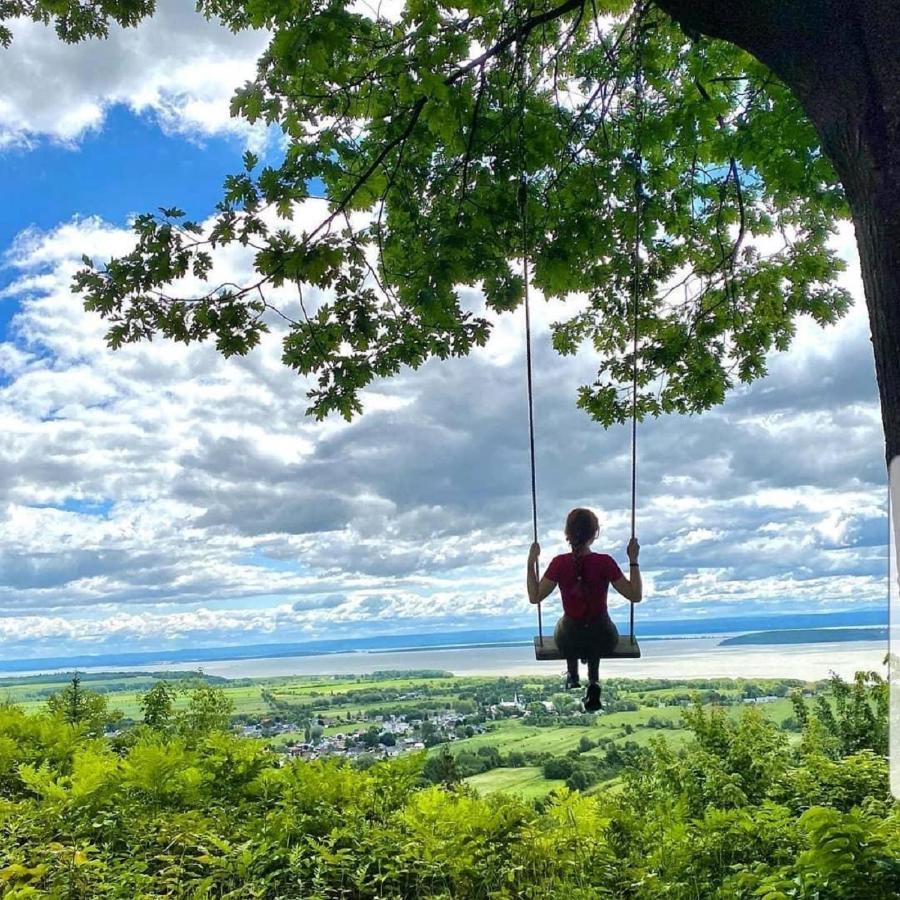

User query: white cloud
[0,207,889,657]
[0,1,268,147]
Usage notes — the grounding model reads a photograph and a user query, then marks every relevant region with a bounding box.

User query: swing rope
[516,23,541,645]
[526,12,644,649]
[522,176,542,643]
[628,14,645,647]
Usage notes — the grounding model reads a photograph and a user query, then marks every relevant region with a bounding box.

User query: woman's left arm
[611,537,643,603]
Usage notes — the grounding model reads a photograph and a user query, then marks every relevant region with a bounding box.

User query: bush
[543,757,575,780]
[0,672,894,899]
[566,769,591,791]
[647,715,676,729]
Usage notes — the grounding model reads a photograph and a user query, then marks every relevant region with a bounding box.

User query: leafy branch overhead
[0,0,156,48]
[64,0,851,421]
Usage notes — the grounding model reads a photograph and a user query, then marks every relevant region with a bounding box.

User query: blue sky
[0,2,890,661]
[0,108,244,335]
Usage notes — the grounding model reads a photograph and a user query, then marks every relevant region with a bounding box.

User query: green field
[1,671,465,718]
[465,766,565,799]
[445,720,604,755]
[2,671,808,716]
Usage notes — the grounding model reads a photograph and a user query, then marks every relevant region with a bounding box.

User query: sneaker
[583,682,602,712]
[565,672,581,690]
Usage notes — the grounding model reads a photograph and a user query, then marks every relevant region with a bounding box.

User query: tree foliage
[45,0,852,424]
[139,680,177,732]
[177,682,235,741]
[45,676,122,737]
[0,0,155,49]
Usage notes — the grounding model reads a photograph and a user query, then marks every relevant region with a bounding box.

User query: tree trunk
[846,176,900,466]
[655,0,900,465]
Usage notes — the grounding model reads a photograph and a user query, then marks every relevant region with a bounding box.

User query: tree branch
[309,1,587,246]
[456,65,488,226]
[447,0,585,86]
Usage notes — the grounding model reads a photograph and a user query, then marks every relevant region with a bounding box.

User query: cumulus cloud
[0,208,889,656]
[0,1,268,147]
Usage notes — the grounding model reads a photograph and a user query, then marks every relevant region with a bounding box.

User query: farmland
[1,667,819,799]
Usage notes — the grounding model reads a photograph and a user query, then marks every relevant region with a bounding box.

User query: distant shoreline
[720,627,888,646]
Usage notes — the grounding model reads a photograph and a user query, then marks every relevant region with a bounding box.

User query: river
[37,636,889,682]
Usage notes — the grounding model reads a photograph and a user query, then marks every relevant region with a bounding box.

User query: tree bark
[655,0,900,465]
[846,171,900,468]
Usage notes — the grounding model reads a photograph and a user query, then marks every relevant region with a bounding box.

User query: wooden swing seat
[533,634,641,661]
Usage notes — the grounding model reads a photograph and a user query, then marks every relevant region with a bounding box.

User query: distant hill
[0,607,887,674]
[0,670,226,688]
[720,627,888,646]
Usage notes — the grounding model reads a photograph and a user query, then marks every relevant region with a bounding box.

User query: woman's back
[543,551,623,619]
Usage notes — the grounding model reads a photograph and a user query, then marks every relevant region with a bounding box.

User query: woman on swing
[527,508,642,711]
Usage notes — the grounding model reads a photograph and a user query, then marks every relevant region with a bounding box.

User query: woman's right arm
[527,542,557,604]
[611,537,643,603]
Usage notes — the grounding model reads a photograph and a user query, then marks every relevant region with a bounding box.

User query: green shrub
[0,672,895,898]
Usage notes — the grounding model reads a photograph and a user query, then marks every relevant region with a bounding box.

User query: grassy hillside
[465,766,566,798]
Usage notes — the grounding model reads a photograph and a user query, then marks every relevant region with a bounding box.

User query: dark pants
[554,614,619,683]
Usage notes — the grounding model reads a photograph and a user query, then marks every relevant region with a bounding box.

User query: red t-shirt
[543,552,624,620]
